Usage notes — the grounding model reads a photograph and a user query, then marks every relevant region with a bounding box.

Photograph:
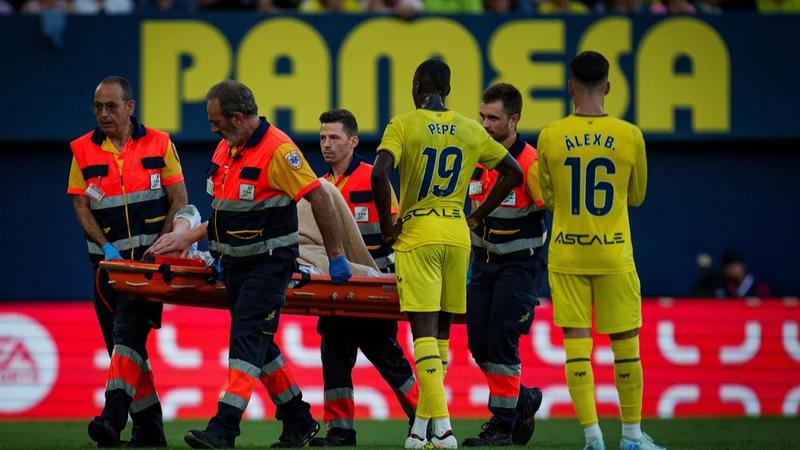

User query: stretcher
[100,257,466,323]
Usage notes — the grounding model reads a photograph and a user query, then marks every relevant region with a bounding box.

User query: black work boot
[128,412,167,448]
[271,418,320,448]
[511,385,543,445]
[309,427,356,447]
[127,432,167,448]
[88,416,121,448]
[462,416,513,447]
[184,429,234,449]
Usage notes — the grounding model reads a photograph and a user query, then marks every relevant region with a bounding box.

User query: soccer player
[463,83,546,447]
[371,59,523,449]
[537,51,663,450]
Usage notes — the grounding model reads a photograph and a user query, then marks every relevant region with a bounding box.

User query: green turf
[0,418,797,449]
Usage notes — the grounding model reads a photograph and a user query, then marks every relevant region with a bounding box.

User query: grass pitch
[0,418,797,449]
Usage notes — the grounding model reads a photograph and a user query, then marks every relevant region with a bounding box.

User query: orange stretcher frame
[100,259,466,323]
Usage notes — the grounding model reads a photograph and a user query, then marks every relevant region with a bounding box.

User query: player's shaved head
[570,51,609,90]
[413,59,451,104]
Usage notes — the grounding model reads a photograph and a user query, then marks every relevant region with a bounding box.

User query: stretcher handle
[157,263,174,283]
[290,270,312,289]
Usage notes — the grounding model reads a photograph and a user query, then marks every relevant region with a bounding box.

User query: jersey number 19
[418,146,463,200]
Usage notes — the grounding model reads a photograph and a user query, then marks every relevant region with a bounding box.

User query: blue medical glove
[329,255,352,285]
[212,258,224,281]
[101,243,122,260]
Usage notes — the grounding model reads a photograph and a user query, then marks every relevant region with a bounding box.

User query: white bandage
[174,204,201,228]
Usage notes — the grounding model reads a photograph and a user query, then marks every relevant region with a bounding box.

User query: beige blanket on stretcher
[296,179,380,277]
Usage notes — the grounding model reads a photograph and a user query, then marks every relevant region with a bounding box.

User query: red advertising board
[1,299,799,419]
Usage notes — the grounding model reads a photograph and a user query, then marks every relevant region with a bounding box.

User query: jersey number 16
[564,157,615,216]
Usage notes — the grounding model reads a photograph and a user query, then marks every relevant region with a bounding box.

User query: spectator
[138,0,196,13]
[537,0,590,13]
[649,0,697,13]
[691,253,717,297]
[697,0,722,12]
[22,0,68,47]
[22,0,69,13]
[598,0,642,12]
[423,0,483,12]
[367,0,422,17]
[720,0,755,9]
[483,0,536,12]
[257,0,301,10]
[197,0,258,11]
[300,0,364,12]
[714,250,772,298]
[71,0,133,14]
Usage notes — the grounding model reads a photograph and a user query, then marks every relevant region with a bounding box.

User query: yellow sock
[564,337,598,427]
[414,337,448,419]
[611,336,643,424]
[437,339,449,378]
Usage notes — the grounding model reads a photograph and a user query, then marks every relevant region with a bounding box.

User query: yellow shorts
[394,245,469,313]
[549,270,642,334]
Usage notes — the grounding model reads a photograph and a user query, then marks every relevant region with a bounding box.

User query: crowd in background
[2,0,799,15]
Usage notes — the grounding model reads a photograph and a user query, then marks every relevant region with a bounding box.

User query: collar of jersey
[240,117,271,149]
[508,133,526,159]
[91,116,147,146]
[327,152,363,178]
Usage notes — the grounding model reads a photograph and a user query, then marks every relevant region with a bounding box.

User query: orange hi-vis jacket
[325,154,394,270]
[470,136,547,260]
[208,118,320,265]
[70,119,175,263]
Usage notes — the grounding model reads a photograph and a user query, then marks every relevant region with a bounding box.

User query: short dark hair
[482,83,522,117]
[570,51,609,87]
[319,109,358,137]
[414,59,451,97]
[206,80,259,118]
[100,76,134,102]
[721,250,745,266]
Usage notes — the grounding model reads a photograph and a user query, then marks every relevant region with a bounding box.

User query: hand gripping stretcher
[99,256,467,323]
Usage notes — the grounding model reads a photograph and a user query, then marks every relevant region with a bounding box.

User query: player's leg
[467,258,540,447]
[423,244,470,449]
[187,264,272,448]
[309,317,359,447]
[124,300,166,447]
[261,335,319,448]
[396,246,448,449]
[465,257,494,382]
[550,272,604,449]
[91,267,115,356]
[89,291,157,447]
[87,267,120,446]
[357,319,418,422]
[595,271,663,450]
[464,258,508,447]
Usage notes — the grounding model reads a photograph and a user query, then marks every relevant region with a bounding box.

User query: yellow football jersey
[538,114,647,274]
[379,109,509,251]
